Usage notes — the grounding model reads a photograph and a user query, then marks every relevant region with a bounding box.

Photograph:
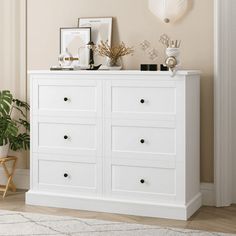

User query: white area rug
[0,210,234,236]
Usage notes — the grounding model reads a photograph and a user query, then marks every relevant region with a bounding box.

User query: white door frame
[214,0,233,207]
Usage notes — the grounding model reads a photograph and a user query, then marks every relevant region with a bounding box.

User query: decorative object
[147,48,159,61]
[0,210,232,236]
[141,64,149,71]
[60,27,91,67]
[140,64,158,71]
[97,41,134,70]
[58,48,76,68]
[78,17,112,66]
[159,34,171,47]
[148,0,189,24]
[50,66,74,71]
[27,70,201,220]
[160,34,181,74]
[0,157,17,198]
[0,90,30,158]
[160,64,169,71]
[86,41,102,70]
[165,48,179,67]
[139,40,159,62]
[140,40,151,51]
[165,47,181,73]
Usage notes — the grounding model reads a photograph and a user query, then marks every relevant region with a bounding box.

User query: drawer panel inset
[39,160,96,189]
[112,165,176,195]
[105,80,179,120]
[36,158,102,196]
[39,123,96,149]
[112,87,176,114]
[112,126,176,155]
[33,117,102,156]
[32,79,102,117]
[38,85,96,112]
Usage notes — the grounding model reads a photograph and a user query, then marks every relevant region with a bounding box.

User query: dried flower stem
[97,41,134,65]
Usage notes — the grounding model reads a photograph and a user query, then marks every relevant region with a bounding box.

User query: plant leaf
[13,99,30,110]
[0,91,13,117]
[10,133,30,151]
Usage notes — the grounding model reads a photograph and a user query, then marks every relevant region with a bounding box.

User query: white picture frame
[60,27,91,67]
[78,17,113,66]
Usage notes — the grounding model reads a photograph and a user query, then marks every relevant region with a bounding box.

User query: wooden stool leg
[0,157,18,198]
[9,159,17,192]
[2,160,17,197]
[3,176,12,199]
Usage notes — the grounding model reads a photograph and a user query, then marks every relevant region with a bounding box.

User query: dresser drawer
[105,120,177,160]
[33,117,102,156]
[32,79,102,117]
[37,159,101,195]
[111,165,176,197]
[105,81,180,120]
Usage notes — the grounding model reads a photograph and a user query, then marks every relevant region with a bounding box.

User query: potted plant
[0,90,30,158]
[97,41,134,70]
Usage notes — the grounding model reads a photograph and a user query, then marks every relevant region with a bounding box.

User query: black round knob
[64,135,68,140]
[140,179,145,184]
[64,97,68,102]
[140,139,145,144]
[140,99,145,104]
[64,173,68,178]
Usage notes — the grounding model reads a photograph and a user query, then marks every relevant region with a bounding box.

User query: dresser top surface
[28,70,201,76]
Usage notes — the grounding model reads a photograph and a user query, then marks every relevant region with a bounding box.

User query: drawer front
[112,126,176,154]
[33,117,102,156]
[32,79,102,117]
[36,159,101,195]
[105,81,181,120]
[105,120,178,161]
[103,161,177,202]
[112,165,175,195]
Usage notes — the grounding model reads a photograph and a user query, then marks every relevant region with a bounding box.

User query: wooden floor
[0,191,236,234]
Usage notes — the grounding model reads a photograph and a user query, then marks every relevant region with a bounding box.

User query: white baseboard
[0,168,29,190]
[200,183,216,206]
[0,168,216,207]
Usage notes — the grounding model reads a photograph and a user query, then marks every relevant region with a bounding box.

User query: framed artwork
[78,17,113,65]
[60,27,91,67]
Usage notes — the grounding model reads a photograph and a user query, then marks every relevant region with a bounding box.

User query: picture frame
[60,27,91,67]
[78,17,113,65]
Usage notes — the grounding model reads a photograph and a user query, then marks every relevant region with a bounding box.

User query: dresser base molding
[26,191,202,220]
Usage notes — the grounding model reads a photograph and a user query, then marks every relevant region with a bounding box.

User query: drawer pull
[140,179,145,184]
[64,173,69,178]
[64,97,69,102]
[140,99,145,104]
[140,139,145,144]
[64,135,69,140]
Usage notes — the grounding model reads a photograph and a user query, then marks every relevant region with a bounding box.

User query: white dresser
[26,70,201,220]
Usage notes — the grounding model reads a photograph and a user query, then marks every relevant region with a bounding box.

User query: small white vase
[0,143,9,158]
[166,47,180,65]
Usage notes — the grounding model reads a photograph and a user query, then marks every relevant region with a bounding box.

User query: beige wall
[0,0,27,169]
[27,0,214,182]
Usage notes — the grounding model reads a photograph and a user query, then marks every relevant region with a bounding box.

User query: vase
[107,58,122,70]
[0,143,9,158]
[165,47,180,66]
